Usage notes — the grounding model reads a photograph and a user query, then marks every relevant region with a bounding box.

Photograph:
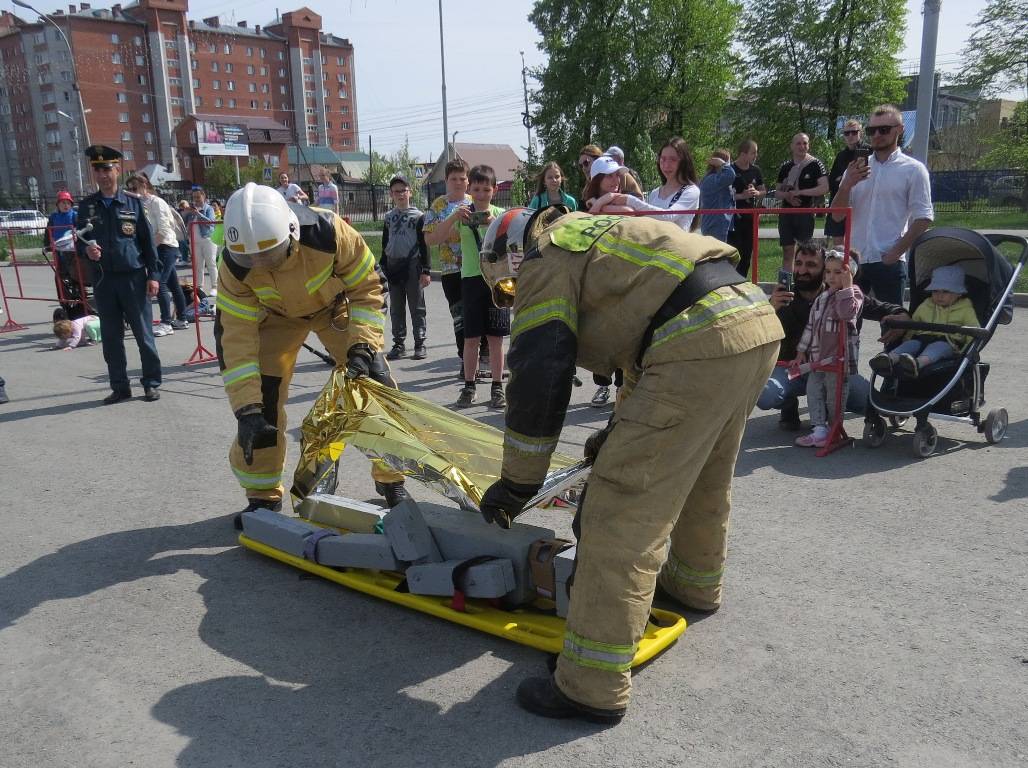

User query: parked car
[4,210,48,231]
[988,175,1027,210]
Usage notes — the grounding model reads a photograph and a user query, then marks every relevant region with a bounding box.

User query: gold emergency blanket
[291,372,578,511]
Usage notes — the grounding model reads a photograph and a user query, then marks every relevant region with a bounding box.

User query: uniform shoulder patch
[548,215,623,253]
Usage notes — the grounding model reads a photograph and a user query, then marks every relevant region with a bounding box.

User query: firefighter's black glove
[236,407,276,466]
[480,479,539,529]
[583,418,615,465]
[345,343,375,379]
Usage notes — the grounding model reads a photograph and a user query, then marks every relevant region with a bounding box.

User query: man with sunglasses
[825,120,869,247]
[831,104,933,304]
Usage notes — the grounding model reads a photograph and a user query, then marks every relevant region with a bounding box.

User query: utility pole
[520,50,533,164]
[57,110,83,197]
[911,0,941,163]
[438,0,449,163]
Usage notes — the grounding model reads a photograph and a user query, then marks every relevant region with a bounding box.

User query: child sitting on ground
[868,264,979,379]
[52,307,101,350]
[793,248,864,448]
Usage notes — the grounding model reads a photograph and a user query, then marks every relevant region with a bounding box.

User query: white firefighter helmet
[479,207,537,309]
[223,182,299,269]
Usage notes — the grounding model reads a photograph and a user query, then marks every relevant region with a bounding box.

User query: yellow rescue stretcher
[239,374,687,665]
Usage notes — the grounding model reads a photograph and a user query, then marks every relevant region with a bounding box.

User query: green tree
[529,0,741,194]
[956,1,1028,185]
[202,157,269,199]
[732,0,906,165]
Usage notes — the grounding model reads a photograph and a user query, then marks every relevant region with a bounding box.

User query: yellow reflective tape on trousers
[216,293,260,322]
[510,298,577,339]
[350,306,385,329]
[306,260,334,294]
[562,630,637,673]
[663,549,724,588]
[593,234,694,281]
[222,361,260,387]
[342,247,375,288]
[504,427,559,456]
[232,466,281,490]
[650,284,768,349]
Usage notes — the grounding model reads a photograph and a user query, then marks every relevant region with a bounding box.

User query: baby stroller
[863,227,1026,457]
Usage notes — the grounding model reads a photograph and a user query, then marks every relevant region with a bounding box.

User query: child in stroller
[868,264,979,379]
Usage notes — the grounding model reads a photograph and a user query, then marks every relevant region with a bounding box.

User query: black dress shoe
[375,480,410,507]
[516,676,625,725]
[144,387,160,401]
[103,389,132,405]
[233,498,283,531]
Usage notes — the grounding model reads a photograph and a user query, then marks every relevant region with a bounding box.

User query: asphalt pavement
[1,263,1025,767]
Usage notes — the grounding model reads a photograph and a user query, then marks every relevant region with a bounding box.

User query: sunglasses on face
[866,124,898,136]
[842,129,860,136]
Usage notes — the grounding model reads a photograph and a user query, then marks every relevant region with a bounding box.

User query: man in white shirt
[831,104,933,304]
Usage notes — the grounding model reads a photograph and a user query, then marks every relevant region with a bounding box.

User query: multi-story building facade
[0,2,357,200]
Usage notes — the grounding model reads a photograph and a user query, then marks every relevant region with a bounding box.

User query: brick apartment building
[0,1,358,200]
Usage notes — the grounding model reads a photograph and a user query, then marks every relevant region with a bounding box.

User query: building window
[260,48,266,58]
[192,79,200,89]
[227,81,235,91]
[250,100,257,109]
[246,47,253,57]
[147,151,155,161]
[116,92,127,103]
[223,43,231,54]
[135,55,145,66]
[204,156,215,168]
[211,61,219,72]
[113,73,125,84]
[111,33,120,44]
[208,43,216,53]
[248,83,256,93]
[228,99,236,108]
[53,169,65,181]
[278,51,284,60]
[303,57,313,66]
[281,102,289,111]
[260,83,269,93]
[343,138,352,146]
[142,113,151,123]
[337,56,344,66]
[191,59,197,71]
[340,105,349,114]
[170,97,184,107]
[263,100,270,110]
[280,85,287,95]
[212,80,220,90]
[195,96,202,106]
[260,66,267,76]
[121,130,131,141]
[342,121,351,129]
[119,113,129,123]
[247,64,255,75]
[278,67,286,77]
[112,52,122,65]
[142,94,150,104]
[189,131,196,143]
[215,97,223,107]
[305,107,315,115]
[225,63,233,73]
[123,149,133,161]
[137,75,147,85]
[134,36,142,47]
[145,132,154,144]
[169,77,182,87]
[337,89,347,99]
[304,74,314,83]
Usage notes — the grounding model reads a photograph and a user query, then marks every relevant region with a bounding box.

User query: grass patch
[933,210,1028,230]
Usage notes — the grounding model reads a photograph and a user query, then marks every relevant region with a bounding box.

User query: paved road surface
[1,265,1025,767]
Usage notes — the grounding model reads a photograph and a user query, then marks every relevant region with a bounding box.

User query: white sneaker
[153,323,173,337]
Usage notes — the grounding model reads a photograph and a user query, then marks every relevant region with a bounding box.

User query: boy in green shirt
[430,164,508,408]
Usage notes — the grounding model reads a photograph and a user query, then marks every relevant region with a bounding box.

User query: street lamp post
[452,130,459,159]
[438,0,449,163]
[13,0,92,183]
[56,110,83,196]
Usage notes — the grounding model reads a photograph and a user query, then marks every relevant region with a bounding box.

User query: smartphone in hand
[469,210,490,227]
[855,147,872,168]
[777,268,794,293]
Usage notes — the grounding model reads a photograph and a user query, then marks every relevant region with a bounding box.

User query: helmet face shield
[480,208,532,308]
[228,238,292,270]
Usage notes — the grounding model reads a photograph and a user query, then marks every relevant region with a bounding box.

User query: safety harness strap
[451,555,500,612]
[637,258,746,365]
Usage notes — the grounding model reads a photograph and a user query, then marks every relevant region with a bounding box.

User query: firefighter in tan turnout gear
[216,183,409,528]
[478,206,783,723]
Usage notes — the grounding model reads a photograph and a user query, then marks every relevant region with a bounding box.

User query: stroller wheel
[863,417,887,448]
[888,416,909,430]
[912,424,938,458]
[983,408,1008,444]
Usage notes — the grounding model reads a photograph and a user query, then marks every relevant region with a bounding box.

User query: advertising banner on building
[198,121,249,156]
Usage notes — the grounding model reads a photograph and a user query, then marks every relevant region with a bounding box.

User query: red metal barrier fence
[182,218,220,365]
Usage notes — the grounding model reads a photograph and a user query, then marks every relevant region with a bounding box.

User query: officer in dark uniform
[76,145,162,404]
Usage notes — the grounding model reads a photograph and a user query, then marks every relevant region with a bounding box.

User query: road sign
[263,167,273,182]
